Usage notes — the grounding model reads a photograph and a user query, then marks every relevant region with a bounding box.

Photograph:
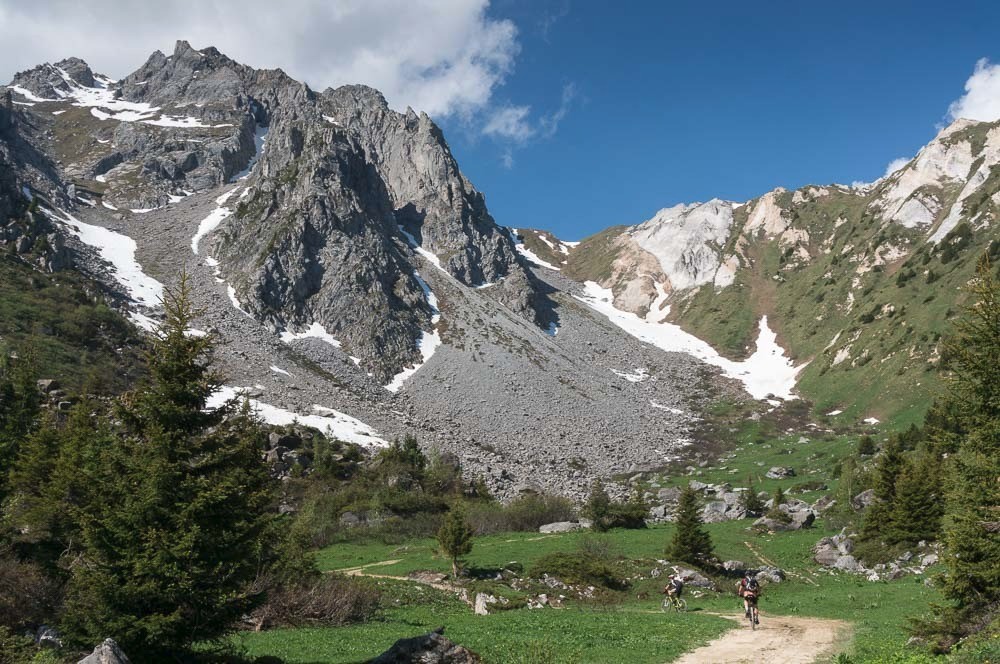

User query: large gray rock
[833,555,864,573]
[371,628,481,663]
[852,489,876,510]
[700,500,731,523]
[539,521,584,534]
[77,639,131,664]
[674,567,713,589]
[765,466,795,479]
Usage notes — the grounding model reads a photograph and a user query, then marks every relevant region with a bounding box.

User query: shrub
[0,555,60,630]
[466,494,575,534]
[248,575,380,630]
[529,551,626,590]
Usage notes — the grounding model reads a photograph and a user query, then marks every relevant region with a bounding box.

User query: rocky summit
[1,41,730,500]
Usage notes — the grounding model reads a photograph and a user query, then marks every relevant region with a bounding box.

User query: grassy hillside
[0,254,145,393]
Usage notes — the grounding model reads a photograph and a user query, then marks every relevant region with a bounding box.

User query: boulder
[852,489,876,510]
[833,555,864,573]
[78,639,131,664]
[722,560,746,573]
[371,628,481,663]
[409,571,449,584]
[688,480,709,491]
[813,539,841,566]
[756,566,786,583]
[812,495,836,512]
[649,504,670,520]
[920,553,939,568]
[473,593,498,616]
[765,466,795,479]
[36,379,59,393]
[538,521,583,534]
[674,567,713,589]
[753,516,798,532]
[789,509,816,529]
[700,501,730,523]
[657,487,681,502]
[527,594,550,609]
[35,625,61,648]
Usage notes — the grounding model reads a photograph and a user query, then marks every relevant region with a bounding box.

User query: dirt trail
[672,613,850,664]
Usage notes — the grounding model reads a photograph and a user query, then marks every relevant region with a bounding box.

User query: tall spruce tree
[886,445,944,546]
[0,351,40,501]
[859,438,905,544]
[932,256,1000,640]
[61,276,278,660]
[666,485,714,567]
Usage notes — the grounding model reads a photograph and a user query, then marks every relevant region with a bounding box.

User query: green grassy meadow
[235,416,947,664]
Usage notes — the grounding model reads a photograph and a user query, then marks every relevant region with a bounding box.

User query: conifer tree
[584,479,612,532]
[61,276,278,661]
[0,352,40,500]
[932,256,1000,638]
[739,476,765,517]
[887,446,944,546]
[772,485,785,508]
[666,485,714,567]
[859,438,905,543]
[437,505,474,577]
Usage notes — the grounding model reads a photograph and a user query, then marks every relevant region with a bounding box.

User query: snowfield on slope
[576,282,805,400]
[384,270,442,393]
[44,207,164,308]
[207,387,386,447]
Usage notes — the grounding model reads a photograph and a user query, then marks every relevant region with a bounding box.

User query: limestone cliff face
[3,40,554,381]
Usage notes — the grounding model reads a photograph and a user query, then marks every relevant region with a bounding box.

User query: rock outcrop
[370,628,481,663]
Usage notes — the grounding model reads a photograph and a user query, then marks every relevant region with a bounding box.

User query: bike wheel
[676,598,687,612]
[661,598,670,613]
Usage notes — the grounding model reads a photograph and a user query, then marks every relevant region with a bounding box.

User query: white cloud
[500,148,515,169]
[947,58,1000,123]
[0,0,518,119]
[483,105,535,142]
[539,82,576,137]
[883,157,910,178]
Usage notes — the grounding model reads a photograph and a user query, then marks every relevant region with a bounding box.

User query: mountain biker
[737,572,760,623]
[663,574,684,602]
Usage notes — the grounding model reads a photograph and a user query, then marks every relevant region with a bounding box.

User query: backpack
[746,577,759,592]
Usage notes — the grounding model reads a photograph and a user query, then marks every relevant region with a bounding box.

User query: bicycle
[661,593,687,612]
[743,592,760,630]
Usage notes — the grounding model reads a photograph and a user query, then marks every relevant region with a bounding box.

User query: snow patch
[575,282,805,400]
[191,205,233,254]
[509,227,561,270]
[269,365,291,377]
[612,367,649,383]
[231,124,269,181]
[385,271,442,392]
[207,387,386,447]
[43,207,163,307]
[398,225,448,275]
[650,401,685,415]
[280,322,342,349]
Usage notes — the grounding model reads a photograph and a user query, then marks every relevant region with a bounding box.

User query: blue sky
[436,1,1000,240]
[2,1,998,241]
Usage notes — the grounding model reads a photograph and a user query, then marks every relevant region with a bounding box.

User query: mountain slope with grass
[562,118,1000,424]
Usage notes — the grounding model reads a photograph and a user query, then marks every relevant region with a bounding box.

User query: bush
[529,551,626,590]
[0,555,59,630]
[0,627,37,664]
[466,494,575,534]
[248,574,380,630]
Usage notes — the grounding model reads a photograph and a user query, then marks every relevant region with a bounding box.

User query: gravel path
[672,613,850,664]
